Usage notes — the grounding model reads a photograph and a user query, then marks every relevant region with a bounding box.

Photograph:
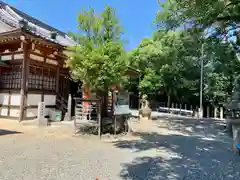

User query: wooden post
[207,106,210,118]
[56,66,60,93]
[179,104,182,115]
[98,100,102,139]
[19,39,28,122]
[114,115,117,136]
[7,91,11,117]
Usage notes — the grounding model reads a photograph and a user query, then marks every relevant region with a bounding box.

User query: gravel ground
[0,116,240,180]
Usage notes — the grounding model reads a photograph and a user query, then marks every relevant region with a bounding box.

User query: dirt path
[0,117,239,179]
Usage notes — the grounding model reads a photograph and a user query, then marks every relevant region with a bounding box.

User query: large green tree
[66,6,127,93]
[152,0,240,107]
[129,30,200,107]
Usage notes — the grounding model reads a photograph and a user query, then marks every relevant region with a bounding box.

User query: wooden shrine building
[0,1,140,122]
[0,1,76,121]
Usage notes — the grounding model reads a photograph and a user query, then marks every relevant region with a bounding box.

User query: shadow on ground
[114,117,240,180]
[0,129,21,136]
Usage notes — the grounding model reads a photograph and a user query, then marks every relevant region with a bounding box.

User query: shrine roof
[0,1,76,47]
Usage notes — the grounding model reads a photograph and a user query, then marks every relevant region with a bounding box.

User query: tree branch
[217,15,240,22]
[226,0,240,7]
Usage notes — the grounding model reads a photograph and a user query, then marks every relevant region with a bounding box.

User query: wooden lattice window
[28,66,56,91]
[28,66,43,90]
[12,71,21,89]
[42,68,56,91]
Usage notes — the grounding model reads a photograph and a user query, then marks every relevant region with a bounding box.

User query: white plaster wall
[1,54,12,61]
[10,109,20,117]
[46,108,55,116]
[0,108,8,116]
[0,93,9,105]
[44,95,56,105]
[27,94,41,106]
[26,108,38,118]
[14,53,23,59]
[10,93,21,105]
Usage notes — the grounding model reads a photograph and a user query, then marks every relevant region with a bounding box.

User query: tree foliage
[125,0,239,107]
[156,0,240,42]
[66,6,127,92]
[129,27,239,106]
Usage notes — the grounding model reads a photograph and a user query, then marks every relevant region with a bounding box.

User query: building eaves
[0,0,76,47]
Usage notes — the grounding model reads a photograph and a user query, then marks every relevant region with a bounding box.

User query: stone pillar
[198,107,203,119]
[207,106,210,118]
[67,94,72,121]
[220,107,224,119]
[214,107,218,119]
[232,124,240,152]
[196,106,199,118]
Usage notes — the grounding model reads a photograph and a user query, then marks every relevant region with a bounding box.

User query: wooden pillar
[19,38,29,122]
[41,67,44,102]
[56,66,60,93]
[7,91,11,117]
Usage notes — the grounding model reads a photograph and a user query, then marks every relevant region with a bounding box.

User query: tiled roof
[0,1,76,46]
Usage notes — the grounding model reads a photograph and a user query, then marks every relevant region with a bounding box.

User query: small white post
[185,104,187,110]
[67,94,72,121]
[220,107,223,119]
[214,107,218,119]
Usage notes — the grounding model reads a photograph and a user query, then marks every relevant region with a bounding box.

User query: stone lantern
[139,94,152,120]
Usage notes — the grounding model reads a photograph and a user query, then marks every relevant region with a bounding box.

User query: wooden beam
[19,38,29,122]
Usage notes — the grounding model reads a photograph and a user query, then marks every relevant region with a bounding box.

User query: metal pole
[199,43,204,119]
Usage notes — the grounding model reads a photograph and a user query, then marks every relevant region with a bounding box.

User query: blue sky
[5,0,160,50]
